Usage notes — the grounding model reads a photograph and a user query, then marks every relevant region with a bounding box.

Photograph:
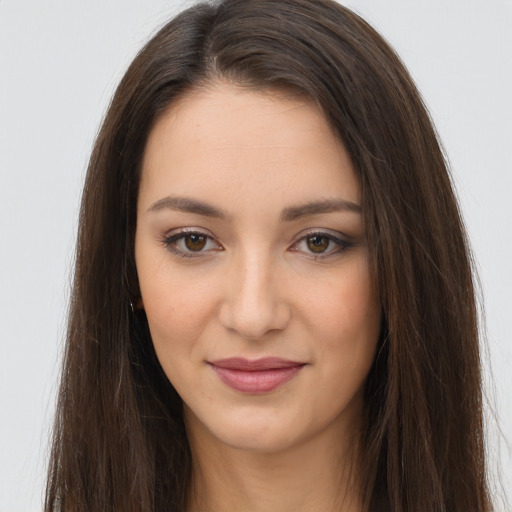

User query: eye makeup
[159,226,362,261]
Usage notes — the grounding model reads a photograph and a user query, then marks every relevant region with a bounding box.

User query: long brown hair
[45,1,492,510]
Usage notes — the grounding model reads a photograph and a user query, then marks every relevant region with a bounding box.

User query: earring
[129,299,135,313]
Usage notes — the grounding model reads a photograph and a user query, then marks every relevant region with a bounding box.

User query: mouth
[208,357,306,393]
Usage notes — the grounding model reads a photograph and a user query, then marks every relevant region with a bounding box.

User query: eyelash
[289,231,353,260]
[161,229,354,260]
[162,229,223,259]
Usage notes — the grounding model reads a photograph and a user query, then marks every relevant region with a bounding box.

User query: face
[135,83,381,454]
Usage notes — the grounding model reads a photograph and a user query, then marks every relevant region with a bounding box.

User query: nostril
[218,293,291,340]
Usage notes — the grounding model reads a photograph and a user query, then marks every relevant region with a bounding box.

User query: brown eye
[163,230,223,258]
[306,235,330,253]
[184,233,207,251]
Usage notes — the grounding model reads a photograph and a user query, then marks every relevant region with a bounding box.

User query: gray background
[1,1,510,510]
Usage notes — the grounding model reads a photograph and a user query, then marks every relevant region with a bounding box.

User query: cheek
[302,269,380,432]
[136,256,220,363]
[302,259,381,378]
[308,258,379,331]
[144,281,206,334]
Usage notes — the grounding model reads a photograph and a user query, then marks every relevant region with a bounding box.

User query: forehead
[139,83,360,211]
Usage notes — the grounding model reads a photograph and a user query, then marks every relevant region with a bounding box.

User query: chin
[212,425,302,455]
[185,403,311,454]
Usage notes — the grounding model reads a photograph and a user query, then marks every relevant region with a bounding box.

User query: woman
[44,0,493,511]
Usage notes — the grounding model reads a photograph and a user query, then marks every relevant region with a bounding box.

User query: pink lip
[209,357,305,393]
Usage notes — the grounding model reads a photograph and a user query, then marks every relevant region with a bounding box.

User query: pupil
[185,234,206,251]
[308,235,329,253]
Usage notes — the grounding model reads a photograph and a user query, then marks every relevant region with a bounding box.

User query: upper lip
[209,357,305,371]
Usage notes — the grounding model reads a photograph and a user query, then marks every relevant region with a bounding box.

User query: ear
[135,296,144,310]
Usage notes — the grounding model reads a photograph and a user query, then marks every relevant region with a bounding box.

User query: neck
[186,416,363,512]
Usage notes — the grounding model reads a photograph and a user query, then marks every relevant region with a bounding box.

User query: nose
[219,251,291,340]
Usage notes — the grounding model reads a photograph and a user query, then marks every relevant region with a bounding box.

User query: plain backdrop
[0,1,511,510]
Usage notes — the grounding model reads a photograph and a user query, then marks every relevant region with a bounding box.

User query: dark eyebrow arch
[281,198,361,221]
[147,196,229,219]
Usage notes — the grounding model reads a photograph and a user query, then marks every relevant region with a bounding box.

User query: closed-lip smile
[208,357,306,393]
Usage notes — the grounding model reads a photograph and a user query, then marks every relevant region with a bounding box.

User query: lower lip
[210,365,304,393]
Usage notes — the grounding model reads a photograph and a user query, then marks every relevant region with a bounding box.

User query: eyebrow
[147,196,229,218]
[147,195,361,220]
[281,198,361,221]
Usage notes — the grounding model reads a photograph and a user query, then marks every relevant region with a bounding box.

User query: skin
[135,83,381,512]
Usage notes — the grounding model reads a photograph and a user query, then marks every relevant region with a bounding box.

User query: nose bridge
[220,245,289,340]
